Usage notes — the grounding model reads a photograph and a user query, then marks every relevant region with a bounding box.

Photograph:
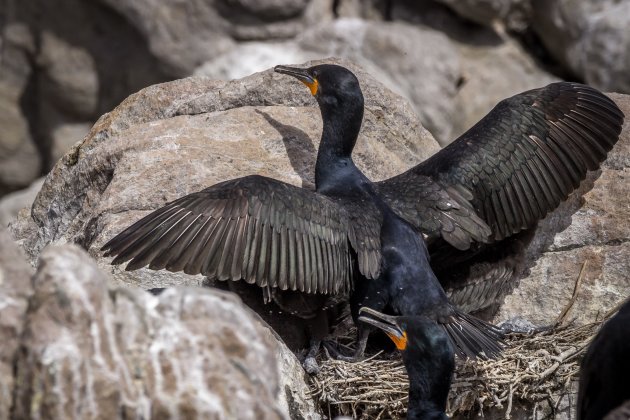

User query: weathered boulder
[10,243,319,419]
[1,0,175,196]
[531,0,630,93]
[496,93,630,327]
[452,35,558,138]
[194,41,318,81]
[99,0,333,76]
[0,24,41,193]
[431,0,532,29]
[0,178,45,228]
[0,228,34,419]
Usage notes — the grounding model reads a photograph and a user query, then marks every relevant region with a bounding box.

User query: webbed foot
[321,334,368,363]
[302,338,321,375]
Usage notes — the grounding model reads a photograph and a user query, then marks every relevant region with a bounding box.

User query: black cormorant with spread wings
[102,64,623,364]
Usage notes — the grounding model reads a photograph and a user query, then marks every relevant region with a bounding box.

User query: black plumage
[102,64,623,360]
[577,298,630,420]
[358,307,455,419]
[106,176,359,294]
[348,199,502,359]
[384,82,623,244]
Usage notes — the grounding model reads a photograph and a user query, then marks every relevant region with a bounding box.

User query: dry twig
[554,260,588,326]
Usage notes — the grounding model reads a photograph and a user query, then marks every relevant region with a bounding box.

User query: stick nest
[309,321,604,419]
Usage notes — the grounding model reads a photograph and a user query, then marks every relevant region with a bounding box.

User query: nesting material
[309,318,611,419]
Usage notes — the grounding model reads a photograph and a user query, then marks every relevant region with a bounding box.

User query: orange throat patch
[301,79,318,96]
[387,331,408,350]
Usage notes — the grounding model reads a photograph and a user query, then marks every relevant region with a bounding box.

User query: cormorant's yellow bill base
[387,331,408,351]
[358,307,408,351]
[274,65,319,96]
[303,79,319,96]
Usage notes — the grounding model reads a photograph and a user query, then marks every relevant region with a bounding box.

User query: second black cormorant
[102,63,624,365]
[577,298,630,420]
[359,306,454,419]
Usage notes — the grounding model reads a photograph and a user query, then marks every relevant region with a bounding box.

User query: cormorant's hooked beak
[274,65,319,96]
[358,307,408,350]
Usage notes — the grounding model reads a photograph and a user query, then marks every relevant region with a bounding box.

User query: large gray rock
[9,58,438,289]
[0,228,34,419]
[99,0,334,76]
[0,178,45,228]
[0,24,41,192]
[195,41,318,81]
[431,0,532,29]
[1,0,175,196]
[451,35,558,138]
[496,93,630,327]
[11,244,319,419]
[532,0,630,93]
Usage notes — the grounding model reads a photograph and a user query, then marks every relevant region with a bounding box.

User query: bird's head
[274,63,364,112]
[359,307,455,418]
[358,307,452,355]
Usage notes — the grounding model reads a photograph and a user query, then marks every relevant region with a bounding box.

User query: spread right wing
[384,83,623,244]
[102,175,382,295]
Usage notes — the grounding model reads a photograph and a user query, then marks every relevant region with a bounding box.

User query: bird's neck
[406,400,449,420]
[315,101,363,188]
[405,358,451,420]
[407,384,449,420]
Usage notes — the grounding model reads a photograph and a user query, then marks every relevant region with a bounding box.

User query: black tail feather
[441,307,504,359]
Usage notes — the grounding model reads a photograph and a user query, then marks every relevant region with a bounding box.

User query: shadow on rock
[256,109,317,189]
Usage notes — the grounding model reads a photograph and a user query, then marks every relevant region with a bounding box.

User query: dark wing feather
[102,175,382,295]
[385,82,623,243]
[446,260,517,313]
[341,198,383,279]
[375,173,492,250]
[440,307,504,359]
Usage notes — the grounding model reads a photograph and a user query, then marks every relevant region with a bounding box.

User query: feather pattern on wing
[378,82,624,244]
[102,175,383,295]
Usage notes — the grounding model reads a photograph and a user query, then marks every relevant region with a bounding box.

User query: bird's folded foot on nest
[302,338,322,375]
[302,356,320,375]
[499,316,556,335]
[302,338,366,370]
[321,340,358,362]
[320,333,369,363]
